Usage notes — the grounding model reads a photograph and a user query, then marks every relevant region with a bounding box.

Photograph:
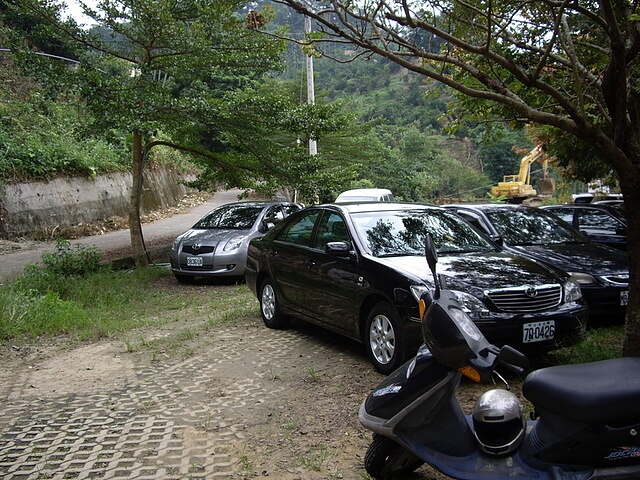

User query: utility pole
[305,15,317,156]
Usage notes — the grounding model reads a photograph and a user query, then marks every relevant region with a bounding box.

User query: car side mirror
[325,241,352,257]
[491,234,504,246]
[259,220,275,233]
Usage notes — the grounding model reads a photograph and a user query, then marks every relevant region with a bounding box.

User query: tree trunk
[129,131,149,268]
[621,167,640,356]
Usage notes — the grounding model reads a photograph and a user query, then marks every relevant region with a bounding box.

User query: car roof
[443,203,528,212]
[216,200,297,207]
[319,202,443,214]
[336,188,392,196]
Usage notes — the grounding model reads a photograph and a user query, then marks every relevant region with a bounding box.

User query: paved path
[0,189,244,281]
[0,322,385,479]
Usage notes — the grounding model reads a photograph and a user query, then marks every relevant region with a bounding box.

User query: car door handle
[305,260,316,268]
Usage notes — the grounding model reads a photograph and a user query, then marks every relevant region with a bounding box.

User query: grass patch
[0,242,256,344]
[539,324,624,366]
[0,265,177,341]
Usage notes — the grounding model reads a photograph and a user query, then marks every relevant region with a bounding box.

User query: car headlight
[569,272,597,285]
[172,236,183,250]
[452,290,489,316]
[223,235,247,252]
[564,279,583,302]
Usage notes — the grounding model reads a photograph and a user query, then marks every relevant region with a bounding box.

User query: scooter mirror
[425,233,438,274]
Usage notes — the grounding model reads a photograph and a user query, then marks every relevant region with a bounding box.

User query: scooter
[359,234,640,480]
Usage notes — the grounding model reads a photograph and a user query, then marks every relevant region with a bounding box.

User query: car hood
[179,228,250,245]
[376,251,564,293]
[509,243,628,275]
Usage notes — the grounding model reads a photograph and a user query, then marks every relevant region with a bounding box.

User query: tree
[18,0,287,266]
[274,0,640,356]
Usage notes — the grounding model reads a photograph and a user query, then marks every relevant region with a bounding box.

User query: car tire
[174,273,196,284]
[259,278,288,329]
[364,434,424,479]
[365,302,407,374]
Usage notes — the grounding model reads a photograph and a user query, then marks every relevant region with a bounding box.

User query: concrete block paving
[0,326,348,479]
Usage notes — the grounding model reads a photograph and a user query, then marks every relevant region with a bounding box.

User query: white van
[335,188,395,203]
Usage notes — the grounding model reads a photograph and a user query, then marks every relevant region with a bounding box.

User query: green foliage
[30,240,103,277]
[0,289,91,340]
[545,326,624,365]
[0,264,253,344]
[351,124,492,202]
[15,240,106,299]
[0,94,129,180]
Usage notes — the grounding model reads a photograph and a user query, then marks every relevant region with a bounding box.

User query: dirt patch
[0,276,526,479]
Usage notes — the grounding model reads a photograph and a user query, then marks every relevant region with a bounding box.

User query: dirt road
[0,189,244,281]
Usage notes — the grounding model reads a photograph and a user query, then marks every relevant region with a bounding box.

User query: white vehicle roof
[335,188,394,202]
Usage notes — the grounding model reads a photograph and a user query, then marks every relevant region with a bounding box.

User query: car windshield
[486,208,586,245]
[351,209,494,257]
[193,204,264,229]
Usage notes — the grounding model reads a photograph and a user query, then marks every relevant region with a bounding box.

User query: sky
[62,0,97,24]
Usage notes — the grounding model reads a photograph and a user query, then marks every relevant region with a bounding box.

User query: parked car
[443,203,629,322]
[335,188,394,203]
[245,203,588,373]
[170,201,303,283]
[571,192,623,204]
[541,203,628,251]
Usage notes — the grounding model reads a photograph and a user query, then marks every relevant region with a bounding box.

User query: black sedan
[444,204,629,322]
[541,203,628,251]
[245,203,588,373]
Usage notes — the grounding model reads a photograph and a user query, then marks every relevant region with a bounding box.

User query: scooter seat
[522,357,640,424]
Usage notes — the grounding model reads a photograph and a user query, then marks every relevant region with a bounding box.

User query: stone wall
[0,168,194,238]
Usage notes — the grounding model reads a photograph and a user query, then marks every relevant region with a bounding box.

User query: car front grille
[182,245,215,255]
[486,284,562,313]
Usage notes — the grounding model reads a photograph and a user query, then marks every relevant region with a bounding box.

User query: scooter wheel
[364,434,424,479]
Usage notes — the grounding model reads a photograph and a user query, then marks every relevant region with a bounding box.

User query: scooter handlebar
[496,345,530,375]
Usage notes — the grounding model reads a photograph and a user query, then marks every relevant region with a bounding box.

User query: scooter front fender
[359,345,462,437]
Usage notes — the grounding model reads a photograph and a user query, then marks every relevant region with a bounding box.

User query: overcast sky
[62,0,96,24]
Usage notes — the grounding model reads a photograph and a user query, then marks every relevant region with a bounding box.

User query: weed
[305,367,323,383]
[238,447,254,477]
[300,443,329,471]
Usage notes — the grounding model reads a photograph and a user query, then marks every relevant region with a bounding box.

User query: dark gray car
[541,203,628,251]
[170,201,303,282]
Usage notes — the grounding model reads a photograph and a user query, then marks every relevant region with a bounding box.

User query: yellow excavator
[491,146,555,203]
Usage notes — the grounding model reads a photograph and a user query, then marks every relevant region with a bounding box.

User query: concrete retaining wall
[0,168,194,238]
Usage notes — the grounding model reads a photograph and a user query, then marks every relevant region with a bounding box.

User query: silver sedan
[170,201,303,282]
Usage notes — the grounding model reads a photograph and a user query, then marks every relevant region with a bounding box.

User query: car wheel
[174,273,195,284]
[365,302,406,374]
[260,278,288,329]
[364,434,424,479]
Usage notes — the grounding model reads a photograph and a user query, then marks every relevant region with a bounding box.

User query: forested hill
[266,0,530,195]
[0,0,530,203]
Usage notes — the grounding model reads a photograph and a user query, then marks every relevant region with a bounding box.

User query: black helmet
[472,389,525,456]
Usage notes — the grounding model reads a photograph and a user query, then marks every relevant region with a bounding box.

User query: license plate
[621,291,629,306]
[187,256,203,267]
[523,320,555,343]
